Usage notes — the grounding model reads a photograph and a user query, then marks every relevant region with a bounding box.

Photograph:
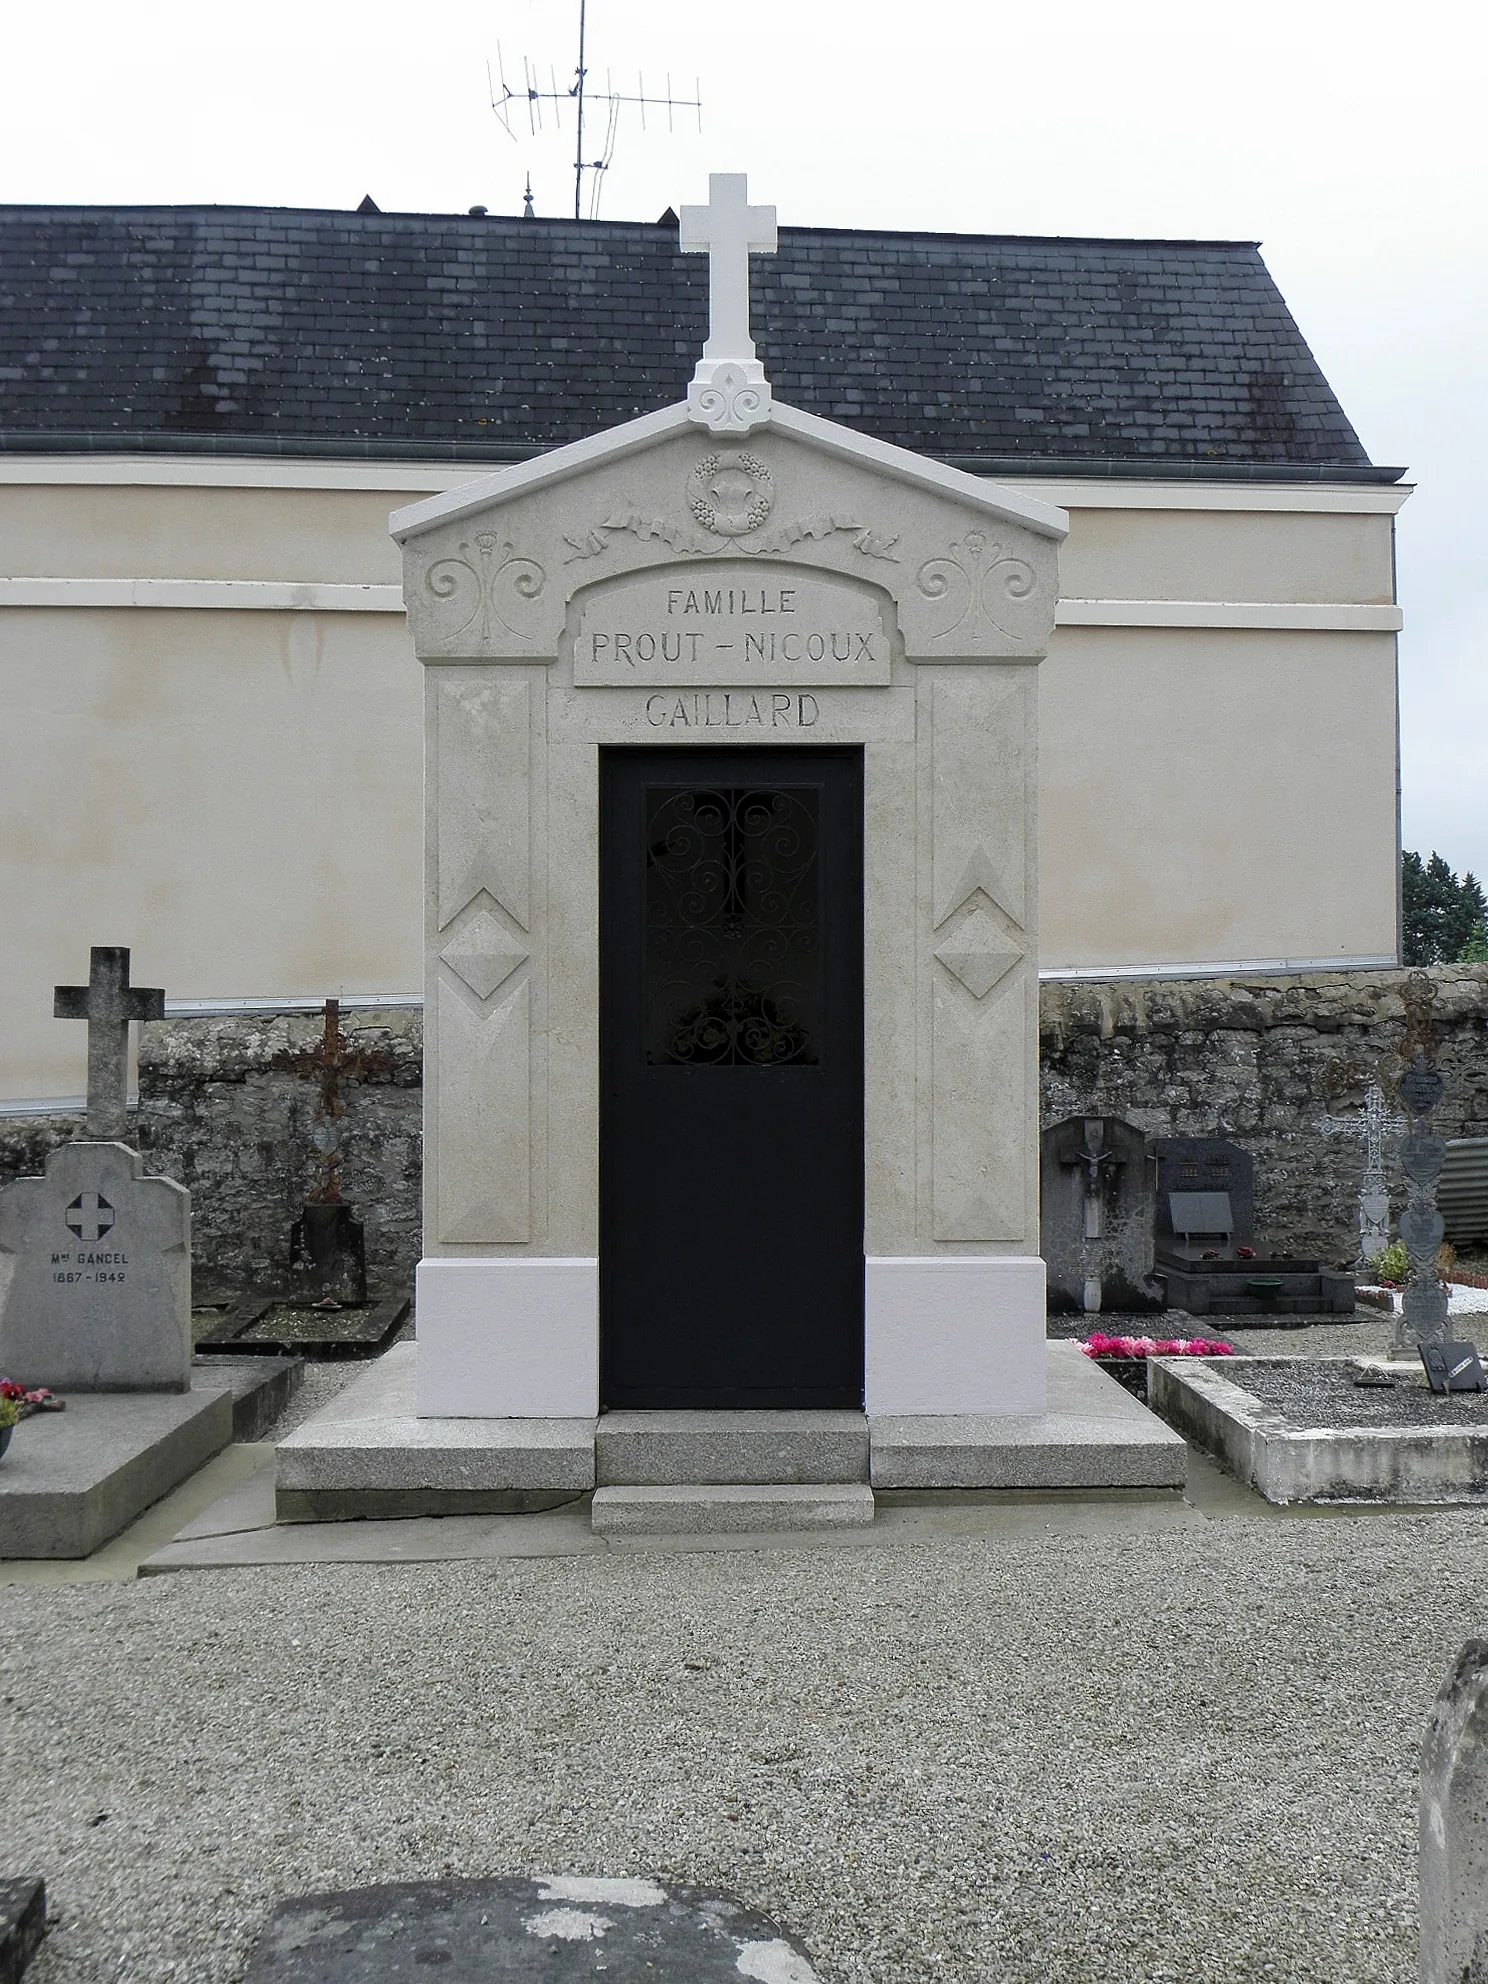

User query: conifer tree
[1402,850,1488,963]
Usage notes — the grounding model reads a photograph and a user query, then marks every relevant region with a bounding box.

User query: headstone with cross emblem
[0,947,190,1390]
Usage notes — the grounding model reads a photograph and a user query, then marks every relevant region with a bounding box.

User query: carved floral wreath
[686,451,774,538]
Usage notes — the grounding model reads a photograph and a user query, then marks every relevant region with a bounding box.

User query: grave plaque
[1420,1343,1487,1395]
[1153,1138,1255,1253]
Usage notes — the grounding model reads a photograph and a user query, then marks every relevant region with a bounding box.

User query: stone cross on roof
[680,171,778,437]
[54,946,165,1140]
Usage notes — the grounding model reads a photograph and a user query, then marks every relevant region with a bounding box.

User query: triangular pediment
[393,401,1066,664]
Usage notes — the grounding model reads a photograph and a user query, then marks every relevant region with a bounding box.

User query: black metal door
[599,746,864,1408]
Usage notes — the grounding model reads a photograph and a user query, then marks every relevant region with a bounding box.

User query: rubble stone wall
[1041,964,1488,1263]
[0,1008,423,1296]
[4,967,1486,1292]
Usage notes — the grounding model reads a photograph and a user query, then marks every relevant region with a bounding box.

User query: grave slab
[591,1483,875,1535]
[241,1875,822,1982]
[1150,1355,1488,1504]
[869,1340,1187,1488]
[0,1382,234,1558]
[0,1877,45,1983]
[275,1343,594,1521]
[595,1409,869,1486]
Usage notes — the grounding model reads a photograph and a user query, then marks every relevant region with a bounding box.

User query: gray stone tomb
[0,947,191,1390]
[1421,1640,1488,1984]
[1039,1114,1158,1314]
[1152,1134,1352,1317]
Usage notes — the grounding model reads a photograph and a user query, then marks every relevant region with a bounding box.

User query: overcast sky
[5,0,1483,882]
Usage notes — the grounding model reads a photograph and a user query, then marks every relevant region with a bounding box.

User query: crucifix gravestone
[1040,1115,1157,1314]
[0,947,190,1390]
[392,171,1067,1420]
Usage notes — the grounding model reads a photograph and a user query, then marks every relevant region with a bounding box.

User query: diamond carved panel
[933,907,1023,1000]
[439,909,528,1003]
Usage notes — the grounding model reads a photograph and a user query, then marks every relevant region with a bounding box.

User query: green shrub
[1369,1240,1409,1284]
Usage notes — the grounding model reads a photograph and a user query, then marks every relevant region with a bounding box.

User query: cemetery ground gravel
[0,1513,1476,1983]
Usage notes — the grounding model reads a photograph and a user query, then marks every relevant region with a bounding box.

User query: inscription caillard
[572,565,892,688]
[642,691,820,730]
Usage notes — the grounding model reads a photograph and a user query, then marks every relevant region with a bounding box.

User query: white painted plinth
[865,1256,1046,1415]
[415,1257,598,1417]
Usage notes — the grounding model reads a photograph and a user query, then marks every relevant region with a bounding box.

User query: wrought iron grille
[643,785,821,1066]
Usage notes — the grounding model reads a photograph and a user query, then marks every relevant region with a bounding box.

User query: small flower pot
[0,1424,13,1461]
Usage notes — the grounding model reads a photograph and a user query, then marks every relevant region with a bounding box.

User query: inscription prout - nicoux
[572,565,893,688]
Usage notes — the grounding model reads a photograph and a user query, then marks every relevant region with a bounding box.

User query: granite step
[591,1483,875,1535]
[594,1409,870,1486]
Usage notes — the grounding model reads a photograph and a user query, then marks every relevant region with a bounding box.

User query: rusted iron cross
[273,999,392,1203]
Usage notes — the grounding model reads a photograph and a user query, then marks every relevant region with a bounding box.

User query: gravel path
[2,1514,1479,1983]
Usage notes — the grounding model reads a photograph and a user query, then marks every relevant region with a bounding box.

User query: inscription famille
[588,584,874,673]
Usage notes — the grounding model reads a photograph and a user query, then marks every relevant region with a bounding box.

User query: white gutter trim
[1055,599,1403,632]
[1040,954,1399,982]
[0,581,1400,632]
[0,578,404,612]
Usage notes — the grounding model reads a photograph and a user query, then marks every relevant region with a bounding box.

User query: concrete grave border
[1150,1355,1488,1505]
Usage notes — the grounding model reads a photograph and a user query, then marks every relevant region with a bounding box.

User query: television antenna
[489,2,702,221]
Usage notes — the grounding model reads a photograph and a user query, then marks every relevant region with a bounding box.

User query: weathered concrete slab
[195,1354,303,1442]
[1150,1355,1488,1504]
[0,1384,233,1558]
[870,1342,1187,1489]
[591,1483,875,1535]
[0,1875,45,1982]
[276,1344,595,1521]
[1422,1640,1488,1984]
[595,1409,869,1486]
[241,1875,822,1981]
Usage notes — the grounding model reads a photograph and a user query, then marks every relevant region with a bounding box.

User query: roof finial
[522,175,535,222]
[679,172,777,435]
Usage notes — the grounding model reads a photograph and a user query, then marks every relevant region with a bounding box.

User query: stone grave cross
[53,946,165,1140]
[680,171,778,434]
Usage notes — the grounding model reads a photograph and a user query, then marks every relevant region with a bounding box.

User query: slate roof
[0,204,1393,478]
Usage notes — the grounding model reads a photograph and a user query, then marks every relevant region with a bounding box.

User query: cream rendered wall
[0,458,1407,1102]
[0,602,422,1098]
[1037,625,1400,969]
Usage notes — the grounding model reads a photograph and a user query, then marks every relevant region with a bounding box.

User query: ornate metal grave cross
[273,1000,392,1204]
[680,172,778,435]
[1319,1080,1406,1265]
[53,946,165,1140]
